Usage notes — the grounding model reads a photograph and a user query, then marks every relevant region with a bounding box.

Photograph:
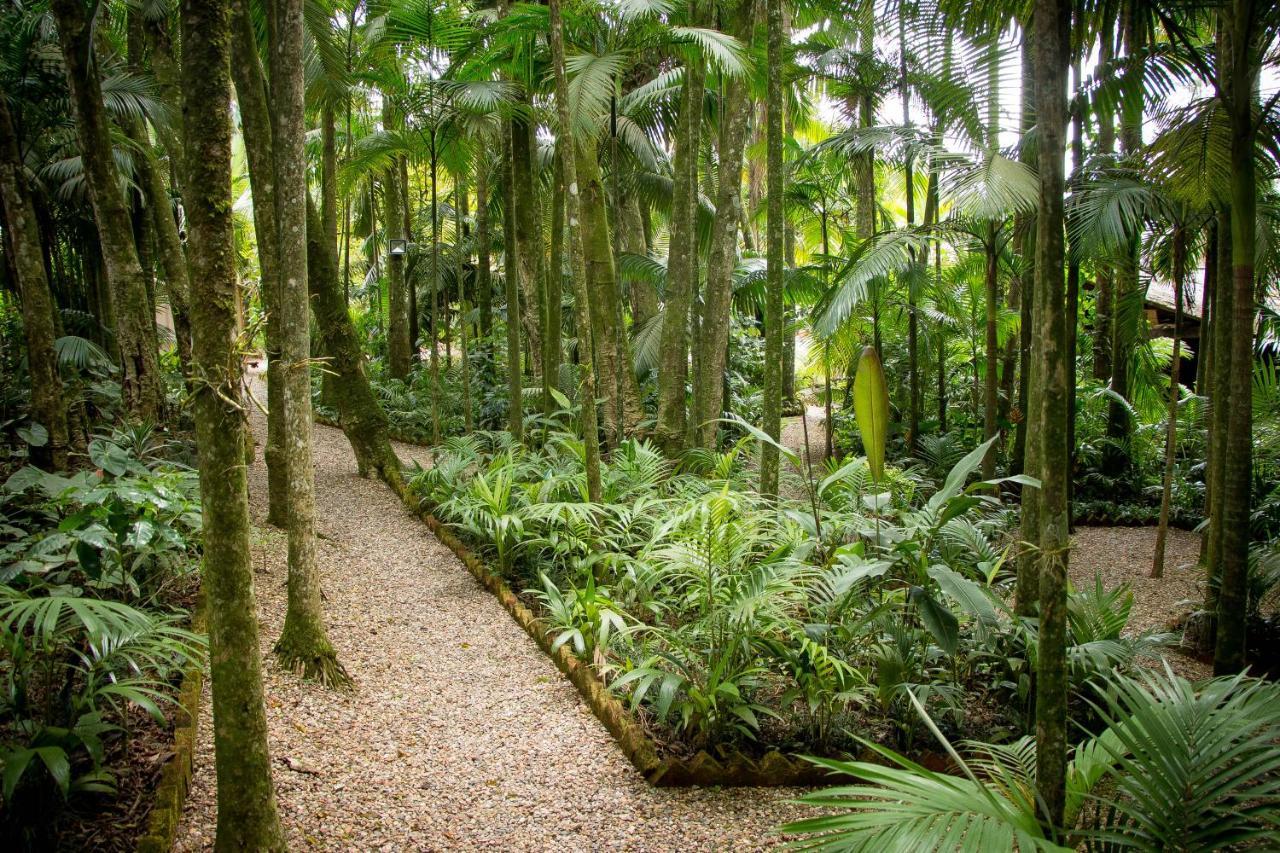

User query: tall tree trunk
[577,140,641,444]
[622,196,658,328]
[268,0,349,687]
[1213,0,1257,674]
[229,2,289,528]
[1031,0,1071,827]
[1153,221,1186,578]
[126,9,193,379]
[1204,211,1232,608]
[1091,31,1116,383]
[1105,3,1145,476]
[544,154,565,408]
[982,225,1000,479]
[511,112,543,379]
[51,0,164,422]
[1014,18,1041,614]
[760,0,784,498]
[694,5,752,450]
[655,36,707,457]
[384,157,410,378]
[182,1,286,846]
[0,97,70,470]
[456,177,473,433]
[476,156,493,342]
[429,143,442,443]
[501,122,523,439]
[548,0,602,501]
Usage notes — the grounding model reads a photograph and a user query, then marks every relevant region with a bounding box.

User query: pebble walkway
[174,410,807,851]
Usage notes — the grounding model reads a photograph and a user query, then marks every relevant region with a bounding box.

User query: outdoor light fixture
[389,238,408,256]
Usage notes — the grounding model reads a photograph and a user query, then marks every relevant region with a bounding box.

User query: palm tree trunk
[51,0,164,422]
[1014,18,1041,614]
[229,2,289,528]
[544,155,565,411]
[655,29,707,457]
[1153,222,1186,578]
[759,0,784,498]
[1213,0,1257,674]
[501,121,523,439]
[694,6,753,451]
[0,96,70,471]
[384,155,411,378]
[182,1,286,846]
[268,0,349,687]
[477,157,493,342]
[577,141,642,444]
[512,113,543,382]
[548,0,602,501]
[1031,0,1071,826]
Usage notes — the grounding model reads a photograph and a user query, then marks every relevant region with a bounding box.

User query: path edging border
[384,473,828,787]
[136,601,206,852]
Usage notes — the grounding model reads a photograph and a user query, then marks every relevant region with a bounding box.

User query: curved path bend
[174,412,804,852]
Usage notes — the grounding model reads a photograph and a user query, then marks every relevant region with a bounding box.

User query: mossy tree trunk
[692,0,753,452]
[181,1,286,847]
[1031,0,1071,827]
[501,120,523,439]
[51,0,164,423]
[305,194,404,487]
[577,140,642,445]
[511,111,543,380]
[654,33,706,457]
[544,155,565,411]
[229,2,290,528]
[759,0,784,499]
[0,96,70,471]
[1014,18,1041,615]
[268,0,349,688]
[548,0,602,501]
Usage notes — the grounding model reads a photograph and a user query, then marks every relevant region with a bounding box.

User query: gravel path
[174,410,807,852]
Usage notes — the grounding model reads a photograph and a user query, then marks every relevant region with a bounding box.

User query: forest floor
[173,410,807,852]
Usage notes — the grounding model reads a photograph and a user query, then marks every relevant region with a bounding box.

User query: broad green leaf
[853,347,889,482]
[910,586,959,655]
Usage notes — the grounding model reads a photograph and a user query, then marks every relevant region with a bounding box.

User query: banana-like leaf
[852,347,888,483]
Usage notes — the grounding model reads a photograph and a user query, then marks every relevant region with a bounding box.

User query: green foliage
[0,433,204,835]
[782,670,1280,852]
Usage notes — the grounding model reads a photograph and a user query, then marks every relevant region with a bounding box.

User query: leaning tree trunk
[654,46,707,457]
[229,2,290,528]
[182,1,286,847]
[759,0,784,498]
[305,194,404,488]
[269,0,349,687]
[125,9,193,381]
[51,0,164,422]
[548,0,602,501]
[0,97,70,471]
[1031,0,1071,828]
[1214,0,1257,675]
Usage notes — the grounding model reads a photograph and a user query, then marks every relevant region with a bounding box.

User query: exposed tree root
[274,629,352,690]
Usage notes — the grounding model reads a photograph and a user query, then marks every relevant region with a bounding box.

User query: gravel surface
[174,409,808,852]
[1070,524,1213,681]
